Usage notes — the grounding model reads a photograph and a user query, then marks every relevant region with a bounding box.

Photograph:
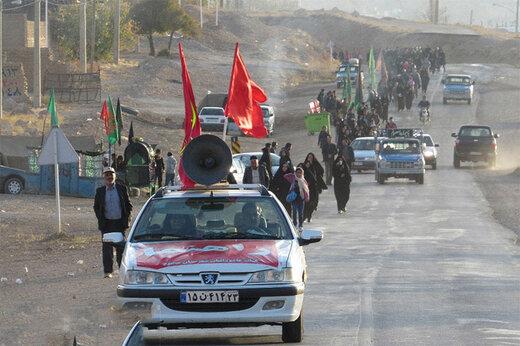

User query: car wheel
[417,174,424,185]
[432,160,437,170]
[453,155,461,169]
[282,311,303,343]
[377,174,385,185]
[4,177,23,195]
[443,98,448,105]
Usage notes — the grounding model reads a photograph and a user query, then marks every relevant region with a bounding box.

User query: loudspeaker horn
[181,134,233,186]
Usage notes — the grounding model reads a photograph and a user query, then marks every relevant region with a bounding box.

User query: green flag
[106,96,120,145]
[368,48,377,90]
[48,89,59,127]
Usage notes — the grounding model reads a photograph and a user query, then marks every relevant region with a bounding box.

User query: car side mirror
[299,229,323,246]
[451,133,457,138]
[494,133,500,138]
[435,144,440,147]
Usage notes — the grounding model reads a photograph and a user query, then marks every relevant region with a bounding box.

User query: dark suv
[452,125,499,168]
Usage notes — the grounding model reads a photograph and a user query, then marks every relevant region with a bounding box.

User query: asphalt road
[145,65,520,345]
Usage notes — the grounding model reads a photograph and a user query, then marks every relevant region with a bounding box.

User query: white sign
[38,127,79,165]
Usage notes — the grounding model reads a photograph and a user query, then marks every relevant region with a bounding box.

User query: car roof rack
[153,184,270,198]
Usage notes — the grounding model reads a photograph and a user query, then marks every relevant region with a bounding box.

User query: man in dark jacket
[243,156,270,188]
[322,135,338,185]
[317,126,329,153]
[93,167,133,278]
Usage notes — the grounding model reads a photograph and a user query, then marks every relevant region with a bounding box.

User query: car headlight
[248,268,295,284]
[423,151,434,157]
[124,270,171,285]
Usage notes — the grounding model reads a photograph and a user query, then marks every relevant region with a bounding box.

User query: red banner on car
[135,240,280,269]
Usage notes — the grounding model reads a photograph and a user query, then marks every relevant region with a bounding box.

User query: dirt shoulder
[473,64,520,237]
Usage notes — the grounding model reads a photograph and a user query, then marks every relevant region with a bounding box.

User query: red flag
[100,100,109,135]
[225,43,268,138]
[178,43,201,188]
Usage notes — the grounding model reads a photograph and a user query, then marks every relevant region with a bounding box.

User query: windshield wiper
[133,234,201,241]
[203,231,284,240]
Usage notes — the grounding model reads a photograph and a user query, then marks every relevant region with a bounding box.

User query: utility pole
[199,0,203,28]
[515,0,520,34]
[79,0,87,73]
[216,0,219,26]
[113,0,120,64]
[0,0,3,120]
[45,0,48,47]
[470,9,473,26]
[33,0,42,108]
[90,0,96,72]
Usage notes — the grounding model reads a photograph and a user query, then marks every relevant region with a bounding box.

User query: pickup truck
[442,74,474,105]
[375,137,425,185]
[452,125,499,168]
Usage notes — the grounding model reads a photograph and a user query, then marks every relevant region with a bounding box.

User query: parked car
[418,134,439,170]
[227,105,275,136]
[117,184,323,343]
[351,137,379,172]
[233,152,281,176]
[452,125,498,168]
[199,107,227,131]
[442,74,474,105]
[230,157,246,184]
[0,165,25,194]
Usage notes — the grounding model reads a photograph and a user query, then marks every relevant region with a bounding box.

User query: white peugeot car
[117,184,322,343]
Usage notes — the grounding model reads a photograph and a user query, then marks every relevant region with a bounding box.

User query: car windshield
[447,77,471,85]
[459,127,491,137]
[200,108,224,116]
[382,141,421,154]
[420,136,434,146]
[352,139,376,151]
[131,197,292,241]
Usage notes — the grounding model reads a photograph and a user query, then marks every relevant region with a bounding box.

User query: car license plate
[180,291,239,303]
[470,151,481,155]
[205,118,218,123]
[353,162,362,166]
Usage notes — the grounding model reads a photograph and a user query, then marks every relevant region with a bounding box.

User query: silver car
[233,152,281,176]
[351,137,379,172]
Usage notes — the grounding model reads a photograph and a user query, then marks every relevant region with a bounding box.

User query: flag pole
[108,143,112,167]
[222,116,228,142]
[53,128,62,234]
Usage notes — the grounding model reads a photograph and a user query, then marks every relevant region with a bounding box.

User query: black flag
[128,121,134,143]
[116,98,123,145]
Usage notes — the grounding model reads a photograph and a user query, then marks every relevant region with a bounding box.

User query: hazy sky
[300,0,518,30]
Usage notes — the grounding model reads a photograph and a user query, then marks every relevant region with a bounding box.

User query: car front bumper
[352,160,375,170]
[455,151,495,162]
[378,167,425,177]
[118,284,304,324]
[444,93,471,100]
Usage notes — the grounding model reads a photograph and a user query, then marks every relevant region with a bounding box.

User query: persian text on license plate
[180,291,239,303]
[470,152,481,155]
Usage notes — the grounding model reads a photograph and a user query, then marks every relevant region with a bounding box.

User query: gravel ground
[473,64,520,238]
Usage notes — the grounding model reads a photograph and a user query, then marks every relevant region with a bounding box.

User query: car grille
[389,162,414,169]
[168,273,250,287]
[160,298,259,312]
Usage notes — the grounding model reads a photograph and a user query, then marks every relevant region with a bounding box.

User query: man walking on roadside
[322,135,338,185]
[165,152,177,186]
[93,167,133,278]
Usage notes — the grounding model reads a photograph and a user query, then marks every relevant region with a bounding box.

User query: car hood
[381,154,422,162]
[126,239,293,273]
[354,150,375,160]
